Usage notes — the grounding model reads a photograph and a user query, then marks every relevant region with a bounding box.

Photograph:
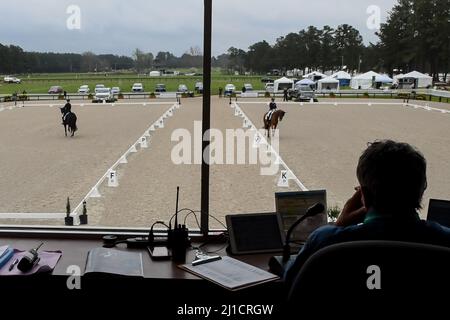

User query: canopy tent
[149,71,161,77]
[350,71,393,89]
[273,77,294,92]
[303,71,327,82]
[317,77,340,91]
[397,71,433,89]
[331,71,352,87]
[393,73,404,84]
[295,78,316,90]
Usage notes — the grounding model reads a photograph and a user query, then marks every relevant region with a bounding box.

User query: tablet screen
[226,213,285,255]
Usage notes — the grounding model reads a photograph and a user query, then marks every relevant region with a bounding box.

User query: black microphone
[269,203,325,276]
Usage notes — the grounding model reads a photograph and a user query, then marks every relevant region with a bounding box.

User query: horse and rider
[60,99,78,137]
[263,98,286,137]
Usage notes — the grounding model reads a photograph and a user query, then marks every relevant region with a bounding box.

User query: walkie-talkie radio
[17,243,43,272]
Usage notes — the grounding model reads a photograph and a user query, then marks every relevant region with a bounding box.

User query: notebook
[180,256,279,291]
[85,247,144,277]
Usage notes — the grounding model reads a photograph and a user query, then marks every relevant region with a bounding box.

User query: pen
[9,258,19,271]
[192,255,222,266]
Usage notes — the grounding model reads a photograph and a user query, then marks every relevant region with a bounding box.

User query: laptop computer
[427,199,450,228]
[226,212,285,255]
[275,190,328,245]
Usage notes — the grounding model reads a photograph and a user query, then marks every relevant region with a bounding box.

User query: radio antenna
[174,186,180,228]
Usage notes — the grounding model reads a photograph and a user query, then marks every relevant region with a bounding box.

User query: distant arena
[0,97,449,228]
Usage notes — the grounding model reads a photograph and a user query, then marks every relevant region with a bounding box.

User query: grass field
[0,72,274,95]
[1,73,448,104]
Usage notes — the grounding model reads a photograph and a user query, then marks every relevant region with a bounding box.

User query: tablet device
[226,213,285,255]
[275,190,328,243]
[427,199,450,228]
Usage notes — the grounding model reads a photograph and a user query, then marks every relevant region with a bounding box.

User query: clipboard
[179,256,279,291]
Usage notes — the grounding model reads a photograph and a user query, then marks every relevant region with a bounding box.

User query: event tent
[295,78,316,90]
[350,71,393,89]
[303,71,327,82]
[317,77,340,91]
[397,71,433,89]
[149,71,161,77]
[273,77,294,92]
[331,71,352,87]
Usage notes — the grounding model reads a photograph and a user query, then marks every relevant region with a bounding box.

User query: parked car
[195,82,203,93]
[78,85,90,93]
[261,77,273,83]
[95,84,105,93]
[155,84,166,92]
[3,76,21,83]
[243,83,253,91]
[111,87,121,95]
[132,83,144,92]
[288,84,317,102]
[224,84,236,96]
[93,87,113,102]
[265,83,274,93]
[48,86,63,94]
[178,84,188,93]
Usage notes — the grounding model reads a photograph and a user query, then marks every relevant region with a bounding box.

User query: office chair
[287,241,450,312]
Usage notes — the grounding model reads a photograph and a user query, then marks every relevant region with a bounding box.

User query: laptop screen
[275,190,328,243]
[427,199,450,228]
[226,213,285,255]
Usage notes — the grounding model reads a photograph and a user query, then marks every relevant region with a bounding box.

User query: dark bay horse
[263,109,286,137]
[60,105,77,137]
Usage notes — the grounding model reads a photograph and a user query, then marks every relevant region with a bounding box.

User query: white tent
[295,78,316,90]
[350,71,393,89]
[273,77,294,92]
[317,77,340,91]
[149,71,161,77]
[331,71,352,86]
[397,71,433,88]
[303,71,327,82]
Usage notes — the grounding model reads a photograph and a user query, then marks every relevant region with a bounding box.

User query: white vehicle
[111,87,121,94]
[3,76,21,83]
[132,83,144,92]
[95,84,105,92]
[78,85,90,93]
[178,84,188,93]
[244,83,253,91]
[265,83,274,93]
[195,82,203,93]
[94,87,112,102]
[224,84,236,96]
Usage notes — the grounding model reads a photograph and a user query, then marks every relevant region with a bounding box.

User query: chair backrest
[288,240,450,306]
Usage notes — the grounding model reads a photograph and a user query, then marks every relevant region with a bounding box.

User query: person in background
[284,140,450,290]
[283,88,288,101]
[218,87,223,98]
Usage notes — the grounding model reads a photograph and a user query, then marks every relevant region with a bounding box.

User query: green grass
[0,73,273,95]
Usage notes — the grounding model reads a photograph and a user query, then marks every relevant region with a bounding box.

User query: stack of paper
[180,256,279,291]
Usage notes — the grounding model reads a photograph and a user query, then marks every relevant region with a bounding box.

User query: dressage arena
[0,97,449,227]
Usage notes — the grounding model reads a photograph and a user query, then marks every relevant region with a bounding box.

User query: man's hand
[336,187,368,227]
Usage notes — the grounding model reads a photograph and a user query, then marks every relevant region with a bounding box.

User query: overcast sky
[0,0,397,57]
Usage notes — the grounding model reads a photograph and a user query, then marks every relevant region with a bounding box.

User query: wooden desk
[0,234,286,318]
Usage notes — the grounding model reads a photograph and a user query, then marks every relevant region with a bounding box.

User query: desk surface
[0,236,276,280]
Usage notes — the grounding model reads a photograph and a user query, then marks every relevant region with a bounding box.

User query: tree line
[0,0,448,79]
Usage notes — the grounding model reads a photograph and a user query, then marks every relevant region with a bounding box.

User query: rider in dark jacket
[62,99,72,123]
[267,98,277,121]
